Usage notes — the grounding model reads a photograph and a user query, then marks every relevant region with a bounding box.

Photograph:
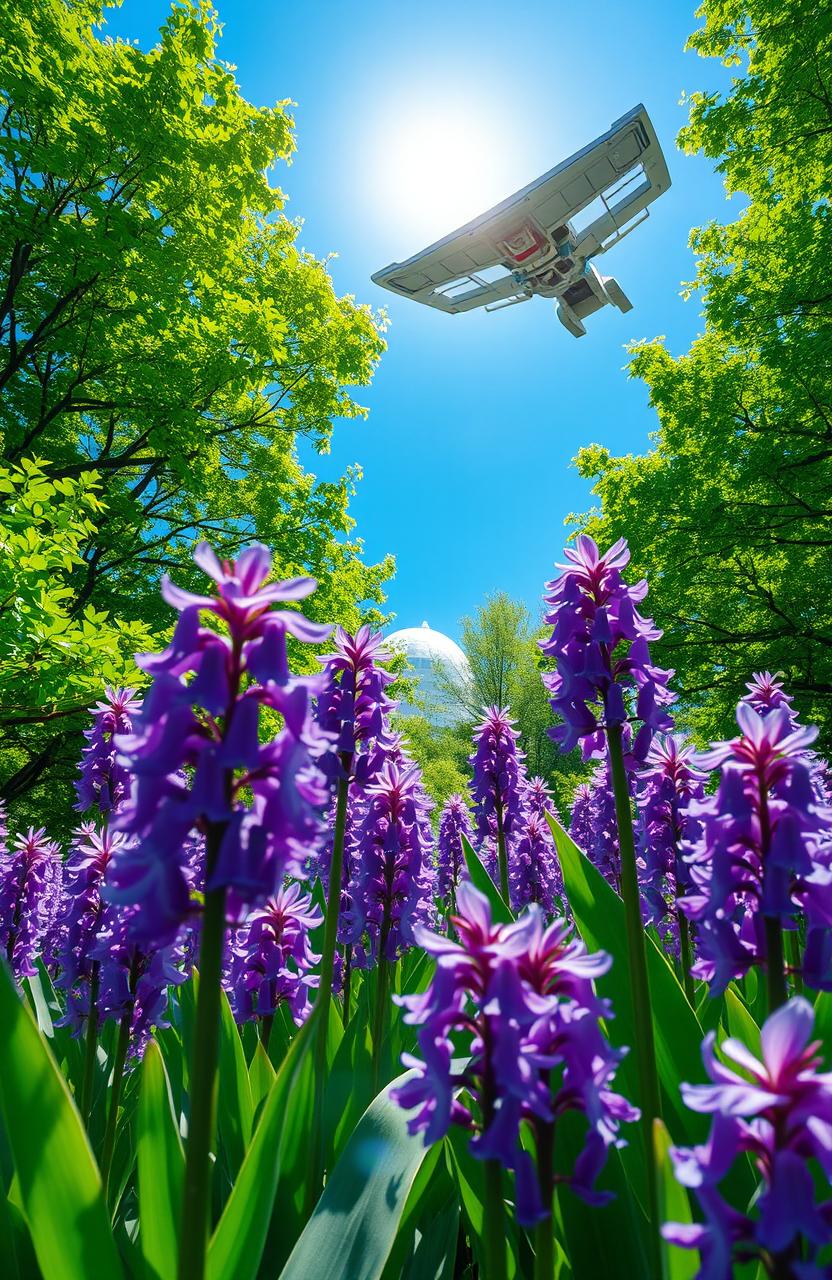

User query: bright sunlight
[373,97,534,245]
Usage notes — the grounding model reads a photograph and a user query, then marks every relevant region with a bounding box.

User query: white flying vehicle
[372,104,670,337]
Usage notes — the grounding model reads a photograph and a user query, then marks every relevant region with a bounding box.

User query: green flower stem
[100,1009,131,1199]
[178,872,228,1280]
[260,1012,274,1054]
[341,944,353,1029]
[678,911,695,1009]
[534,1118,555,1280]
[482,1159,508,1280]
[765,916,788,1013]
[371,954,390,1091]
[496,802,509,903]
[81,963,100,1123]
[787,929,803,996]
[311,758,352,1195]
[316,760,351,1037]
[607,725,662,1258]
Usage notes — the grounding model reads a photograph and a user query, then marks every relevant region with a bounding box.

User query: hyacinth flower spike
[315,626,396,1024]
[436,793,474,907]
[637,733,707,1006]
[392,882,638,1280]
[470,705,526,902]
[540,533,672,1254]
[683,700,829,1014]
[113,542,332,1280]
[663,996,832,1279]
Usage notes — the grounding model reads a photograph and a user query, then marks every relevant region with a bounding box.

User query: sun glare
[374,102,529,247]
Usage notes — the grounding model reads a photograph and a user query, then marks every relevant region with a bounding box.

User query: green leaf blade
[0,962,124,1280]
[137,1040,184,1280]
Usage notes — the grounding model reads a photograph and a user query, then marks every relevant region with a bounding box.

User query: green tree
[573,0,832,745]
[0,0,392,804]
[0,458,151,825]
[391,713,470,811]
[433,591,585,798]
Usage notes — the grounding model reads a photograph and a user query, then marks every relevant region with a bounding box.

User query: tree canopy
[574,0,832,745]
[0,0,392,815]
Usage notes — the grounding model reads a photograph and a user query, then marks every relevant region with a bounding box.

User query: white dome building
[386,620,472,727]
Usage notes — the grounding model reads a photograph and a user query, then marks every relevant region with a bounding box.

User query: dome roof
[386,620,469,672]
[386,621,471,725]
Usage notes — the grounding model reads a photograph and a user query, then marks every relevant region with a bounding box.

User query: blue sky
[107,1,733,640]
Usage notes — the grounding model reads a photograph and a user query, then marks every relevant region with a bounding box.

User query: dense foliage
[574,0,832,747]
[0,0,391,820]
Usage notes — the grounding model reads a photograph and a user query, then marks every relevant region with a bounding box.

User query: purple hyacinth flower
[344,760,435,963]
[663,997,832,1277]
[540,535,675,765]
[636,734,707,936]
[0,826,62,979]
[317,626,398,779]
[94,899,192,1061]
[226,881,322,1025]
[436,793,473,901]
[522,775,561,824]
[509,812,563,915]
[392,882,638,1227]
[75,687,142,815]
[569,760,627,893]
[469,706,526,847]
[53,824,124,1030]
[109,542,333,944]
[681,703,832,993]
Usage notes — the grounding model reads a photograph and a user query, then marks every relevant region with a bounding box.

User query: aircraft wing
[371,104,670,315]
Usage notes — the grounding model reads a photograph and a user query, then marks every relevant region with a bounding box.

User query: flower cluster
[110,543,332,945]
[316,625,397,781]
[75,686,142,815]
[522,775,561,823]
[344,761,435,964]
[0,824,61,979]
[569,762,625,892]
[509,812,563,915]
[681,702,832,993]
[435,793,473,902]
[392,882,638,1225]
[94,903,191,1060]
[540,535,674,764]
[663,997,832,1278]
[226,882,322,1025]
[636,734,707,932]
[53,825,123,1030]
[469,706,526,845]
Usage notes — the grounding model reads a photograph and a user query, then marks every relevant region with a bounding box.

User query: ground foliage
[574,0,832,748]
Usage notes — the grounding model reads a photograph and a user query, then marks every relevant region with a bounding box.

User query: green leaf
[137,1040,184,1280]
[0,961,124,1280]
[207,1009,317,1280]
[324,978,374,1166]
[724,987,761,1056]
[277,1074,436,1280]
[248,1041,276,1123]
[654,1120,699,1280]
[460,834,513,923]
[547,814,706,1147]
[24,962,83,1093]
[813,991,832,1057]
[402,1197,459,1280]
[216,988,253,1179]
[445,1127,517,1280]
[554,1110,649,1280]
